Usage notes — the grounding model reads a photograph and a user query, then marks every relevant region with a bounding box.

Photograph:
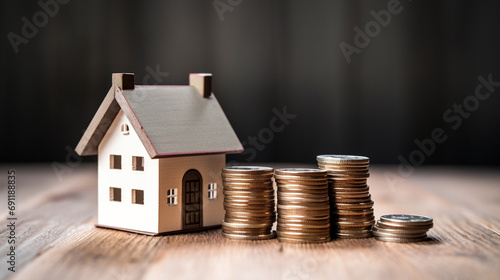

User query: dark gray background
[2,0,500,166]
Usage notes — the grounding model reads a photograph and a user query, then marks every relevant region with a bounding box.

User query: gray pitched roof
[76,85,243,158]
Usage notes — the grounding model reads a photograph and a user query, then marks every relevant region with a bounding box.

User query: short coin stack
[373,214,433,243]
[221,166,276,240]
[275,168,331,243]
[317,155,374,239]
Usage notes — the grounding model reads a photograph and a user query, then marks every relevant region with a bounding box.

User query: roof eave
[75,85,120,156]
[152,148,244,159]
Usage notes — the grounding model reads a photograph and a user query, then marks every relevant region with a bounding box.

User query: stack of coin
[275,168,331,243]
[221,166,276,240]
[317,155,374,239]
[373,214,433,243]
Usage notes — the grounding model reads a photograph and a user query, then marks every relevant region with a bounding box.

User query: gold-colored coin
[330,182,368,187]
[374,235,428,243]
[338,228,372,234]
[224,196,274,202]
[224,210,275,216]
[335,225,373,231]
[335,202,374,211]
[224,189,274,195]
[277,213,329,219]
[222,179,273,185]
[222,231,276,240]
[277,236,330,243]
[336,215,374,221]
[327,173,370,179]
[277,226,330,234]
[317,154,375,239]
[334,209,374,215]
[221,221,272,229]
[372,224,427,234]
[333,195,372,203]
[277,185,330,191]
[222,229,272,236]
[224,217,274,224]
[278,196,329,203]
[222,174,273,179]
[224,197,275,204]
[223,173,274,178]
[336,232,373,239]
[276,167,331,243]
[278,209,330,217]
[278,192,329,199]
[318,164,369,171]
[332,186,370,192]
[278,222,330,229]
[275,168,327,177]
[376,220,433,230]
[221,166,276,240]
[372,230,427,239]
[274,174,327,180]
[277,230,331,238]
[277,221,329,228]
[276,180,327,186]
[337,220,374,227]
[222,166,273,174]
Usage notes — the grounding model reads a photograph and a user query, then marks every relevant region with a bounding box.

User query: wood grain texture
[1,164,499,280]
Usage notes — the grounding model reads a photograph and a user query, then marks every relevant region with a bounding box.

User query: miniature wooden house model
[75,73,243,235]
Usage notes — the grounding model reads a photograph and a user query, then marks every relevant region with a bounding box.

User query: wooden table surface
[1,163,499,280]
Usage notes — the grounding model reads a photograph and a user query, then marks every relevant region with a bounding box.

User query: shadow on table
[418,236,442,245]
[326,236,443,248]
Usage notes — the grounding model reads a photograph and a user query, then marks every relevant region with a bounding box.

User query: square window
[208,183,217,200]
[132,156,144,171]
[167,188,177,206]
[109,187,122,202]
[132,189,144,205]
[110,155,122,169]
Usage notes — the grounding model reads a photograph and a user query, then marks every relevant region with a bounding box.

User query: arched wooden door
[182,169,202,230]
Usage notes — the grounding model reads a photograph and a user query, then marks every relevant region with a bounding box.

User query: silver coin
[380,214,433,224]
[317,155,370,163]
[275,168,327,176]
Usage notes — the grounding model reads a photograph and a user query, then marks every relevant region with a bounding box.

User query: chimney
[189,73,212,98]
[112,73,135,90]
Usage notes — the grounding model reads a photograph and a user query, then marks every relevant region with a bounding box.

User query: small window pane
[110,187,122,202]
[167,188,177,206]
[110,155,122,169]
[132,189,144,205]
[132,156,144,171]
[208,183,217,200]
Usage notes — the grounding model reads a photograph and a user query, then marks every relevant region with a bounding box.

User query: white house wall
[98,110,160,234]
[158,154,225,233]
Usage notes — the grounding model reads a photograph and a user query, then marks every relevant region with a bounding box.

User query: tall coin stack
[221,166,276,240]
[373,214,433,243]
[275,168,331,243]
[317,155,374,239]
